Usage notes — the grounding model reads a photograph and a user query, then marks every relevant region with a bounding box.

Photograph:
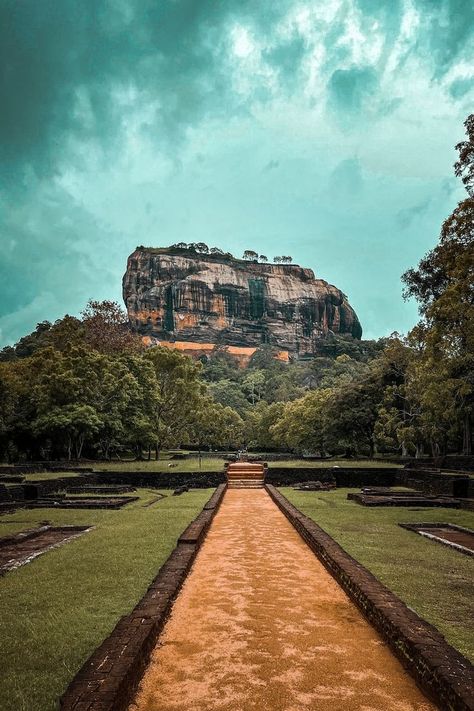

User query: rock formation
[123,247,362,360]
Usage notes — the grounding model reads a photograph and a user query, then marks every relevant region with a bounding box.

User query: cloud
[414,0,474,79]
[396,198,431,229]
[327,66,378,115]
[449,77,474,100]
[262,159,280,173]
[0,0,473,344]
[329,158,363,195]
[263,33,307,88]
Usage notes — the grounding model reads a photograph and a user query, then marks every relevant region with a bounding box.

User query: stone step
[227,473,263,481]
[226,463,266,487]
[228,482,264,488]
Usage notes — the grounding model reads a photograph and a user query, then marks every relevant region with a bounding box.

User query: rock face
[123,248,362,358]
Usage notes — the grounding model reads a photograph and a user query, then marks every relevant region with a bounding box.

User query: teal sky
[1,0,473,344]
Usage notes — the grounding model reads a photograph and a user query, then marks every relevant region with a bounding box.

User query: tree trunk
[76,433,85,459]
[462,412,472,455]
[369,438,375,459]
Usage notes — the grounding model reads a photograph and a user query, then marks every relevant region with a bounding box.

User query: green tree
[270,389,333,454]
[242,370,266,405]
[403,117,474,454]
[454,113,474,196]
[208,379,249,414]
[145,347,205,456]
[190,400,243,464]
[243,250,258,261]
[244,401,285,450]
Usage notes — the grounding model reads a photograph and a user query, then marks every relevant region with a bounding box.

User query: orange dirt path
[130,489,436,711]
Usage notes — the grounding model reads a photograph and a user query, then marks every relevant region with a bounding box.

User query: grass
[92,457,399,472]
[283,487,474,662]
[25,471,88,481]
[0,488,212,711]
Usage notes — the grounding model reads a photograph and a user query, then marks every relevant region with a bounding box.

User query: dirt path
[130,489,436,711]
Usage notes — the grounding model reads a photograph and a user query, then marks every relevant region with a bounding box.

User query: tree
[242,370,266,405]
[243,250,258,261]
[145,347,205,456]
[208,379,249,414]
[271,389,333,454]
[190,400,243,464]
[402,115,474,454]
[81,300,141,354]
[259,255,268,262]
[273,256,282,264]
[33,404,101,460]
[324,369,384,457]
[210,247,224,256]
[455,113,474,196]
[196,242,209,254]
[245,401,285,450]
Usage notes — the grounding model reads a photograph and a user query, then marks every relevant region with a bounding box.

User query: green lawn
[25,471,89,481]
[0,488,212,711]
[283,487,474,662]
[92,457,399,472]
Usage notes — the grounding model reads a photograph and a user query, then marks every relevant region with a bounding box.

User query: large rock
[123,247,362,358]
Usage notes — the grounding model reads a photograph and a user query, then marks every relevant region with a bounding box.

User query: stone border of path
[59,484,227,711]
[266,484,474,711]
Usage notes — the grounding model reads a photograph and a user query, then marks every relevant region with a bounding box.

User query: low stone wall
[95,470,225,488]
[266,484,474,711]
[397,469,474,498]
[404,456,474,473]
[60,484,227,711]
[266,467,399,487]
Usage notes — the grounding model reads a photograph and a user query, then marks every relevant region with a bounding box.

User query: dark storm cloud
[263,34,307,88]
[415,0,474,79]
[449,77,474,100]
[0,0,473,344]
[0,0,295,187]
[327,66,378,114]
[1,0,471,185]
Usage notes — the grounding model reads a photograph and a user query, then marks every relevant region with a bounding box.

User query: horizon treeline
[0,115,472,462]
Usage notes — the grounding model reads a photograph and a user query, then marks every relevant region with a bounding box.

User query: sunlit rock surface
[123,248,362,358]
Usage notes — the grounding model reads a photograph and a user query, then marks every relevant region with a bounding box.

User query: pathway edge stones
[266,484,474,711]
[59,484,227,711]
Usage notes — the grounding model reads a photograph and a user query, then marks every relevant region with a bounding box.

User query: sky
[1,0,473,345]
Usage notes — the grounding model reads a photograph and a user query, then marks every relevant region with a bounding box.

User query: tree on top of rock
[259,255,268,262]
[243,250,258,261]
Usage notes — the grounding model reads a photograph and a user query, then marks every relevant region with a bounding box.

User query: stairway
[226,462,265,488]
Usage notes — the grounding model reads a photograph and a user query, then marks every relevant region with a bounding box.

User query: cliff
[123,248,362,359]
